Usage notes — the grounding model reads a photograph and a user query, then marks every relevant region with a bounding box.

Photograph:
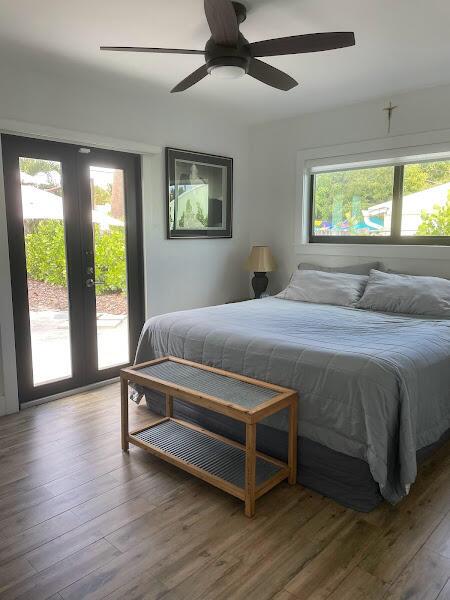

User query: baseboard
[20,377,119,409]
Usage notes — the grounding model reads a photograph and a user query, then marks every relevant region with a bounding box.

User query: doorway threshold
[20,377,119,409]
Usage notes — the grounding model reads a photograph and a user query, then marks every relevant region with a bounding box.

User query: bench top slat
[137,360,277,408]
[122,356,297,421]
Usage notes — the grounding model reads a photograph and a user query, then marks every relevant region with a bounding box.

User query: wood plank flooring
[0,383,448,600]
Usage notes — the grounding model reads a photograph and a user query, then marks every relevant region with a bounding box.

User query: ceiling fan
[100,0,355,93]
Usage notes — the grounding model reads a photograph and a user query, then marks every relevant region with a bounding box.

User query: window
[309,159,450,244]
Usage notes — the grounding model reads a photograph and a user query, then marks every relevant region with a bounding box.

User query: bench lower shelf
[128,418,289,502]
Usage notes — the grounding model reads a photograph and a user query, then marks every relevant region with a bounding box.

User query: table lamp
[245,246,276,299]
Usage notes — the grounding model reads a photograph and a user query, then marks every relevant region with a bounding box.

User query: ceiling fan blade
[100,46,204,55]
[249,32,355,57]
[171,64,209,93]
[248,58,297,91]
[204,0,239,46]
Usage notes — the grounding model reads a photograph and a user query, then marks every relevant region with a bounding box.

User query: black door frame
[2,134,145,404]
[77,146,145,384]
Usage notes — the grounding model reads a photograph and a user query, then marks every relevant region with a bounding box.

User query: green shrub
[416,192,450,236]
[93,225,127,293]
[25,219,127,294]
[25,220,68,287]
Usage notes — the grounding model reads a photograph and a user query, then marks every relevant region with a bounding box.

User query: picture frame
[166,147,233,239]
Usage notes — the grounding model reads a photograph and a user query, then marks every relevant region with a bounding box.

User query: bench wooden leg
[121,376,129,452]
[245,422,256,517]
[288,396,298,485]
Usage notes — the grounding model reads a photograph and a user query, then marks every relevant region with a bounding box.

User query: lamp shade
[245,246,276,273]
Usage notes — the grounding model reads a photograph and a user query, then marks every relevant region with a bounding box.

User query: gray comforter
[135,298,450,503]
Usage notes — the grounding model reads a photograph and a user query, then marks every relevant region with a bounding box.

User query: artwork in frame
[166,147,233,239]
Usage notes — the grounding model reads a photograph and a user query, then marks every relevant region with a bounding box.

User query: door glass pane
[90,166,129,369]
[312,166,394,236]
[19,157,72,385]
[401,160,450,236]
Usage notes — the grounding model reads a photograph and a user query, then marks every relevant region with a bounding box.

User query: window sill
[294,243,450,260]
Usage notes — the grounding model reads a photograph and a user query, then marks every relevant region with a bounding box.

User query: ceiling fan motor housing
[205,2,249,73]
[205,35,251,74]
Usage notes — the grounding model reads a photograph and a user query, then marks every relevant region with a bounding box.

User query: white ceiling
[1,0,450,124]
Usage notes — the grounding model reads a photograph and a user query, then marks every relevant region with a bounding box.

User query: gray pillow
[298,261,382,276]
[276,270,368,307]
[356,270,450,317]
[385,268,449,280]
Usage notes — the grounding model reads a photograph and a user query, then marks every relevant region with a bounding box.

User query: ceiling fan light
[210,65,245,79]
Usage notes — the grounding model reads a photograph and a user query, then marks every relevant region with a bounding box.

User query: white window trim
[295,128,450,260]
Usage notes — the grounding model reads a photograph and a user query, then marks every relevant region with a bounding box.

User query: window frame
[308,162,450,246]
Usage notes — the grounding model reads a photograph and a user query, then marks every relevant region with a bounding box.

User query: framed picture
[166,147,233,239]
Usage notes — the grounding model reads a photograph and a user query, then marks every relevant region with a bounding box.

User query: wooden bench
[120,356,298,517]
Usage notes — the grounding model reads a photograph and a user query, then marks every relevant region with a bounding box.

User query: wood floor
[0,384,449,600]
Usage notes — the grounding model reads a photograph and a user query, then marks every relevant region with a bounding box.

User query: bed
[134,297,450,511]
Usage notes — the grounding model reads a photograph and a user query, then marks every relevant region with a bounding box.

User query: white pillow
[356,270,450,317]
[276,270,368,307]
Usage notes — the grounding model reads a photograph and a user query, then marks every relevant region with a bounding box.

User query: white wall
[249,84,450,292]
[0,54,251,413]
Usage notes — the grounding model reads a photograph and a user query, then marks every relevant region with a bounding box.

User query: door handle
[86,278,105,288]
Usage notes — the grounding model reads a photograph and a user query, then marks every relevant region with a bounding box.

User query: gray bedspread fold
[135,298,450,504]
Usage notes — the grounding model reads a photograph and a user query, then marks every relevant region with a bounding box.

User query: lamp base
[251,272,268,299]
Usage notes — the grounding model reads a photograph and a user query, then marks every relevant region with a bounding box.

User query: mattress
[135,298,450,506]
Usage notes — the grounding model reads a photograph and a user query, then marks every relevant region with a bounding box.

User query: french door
[2,134,144,403]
